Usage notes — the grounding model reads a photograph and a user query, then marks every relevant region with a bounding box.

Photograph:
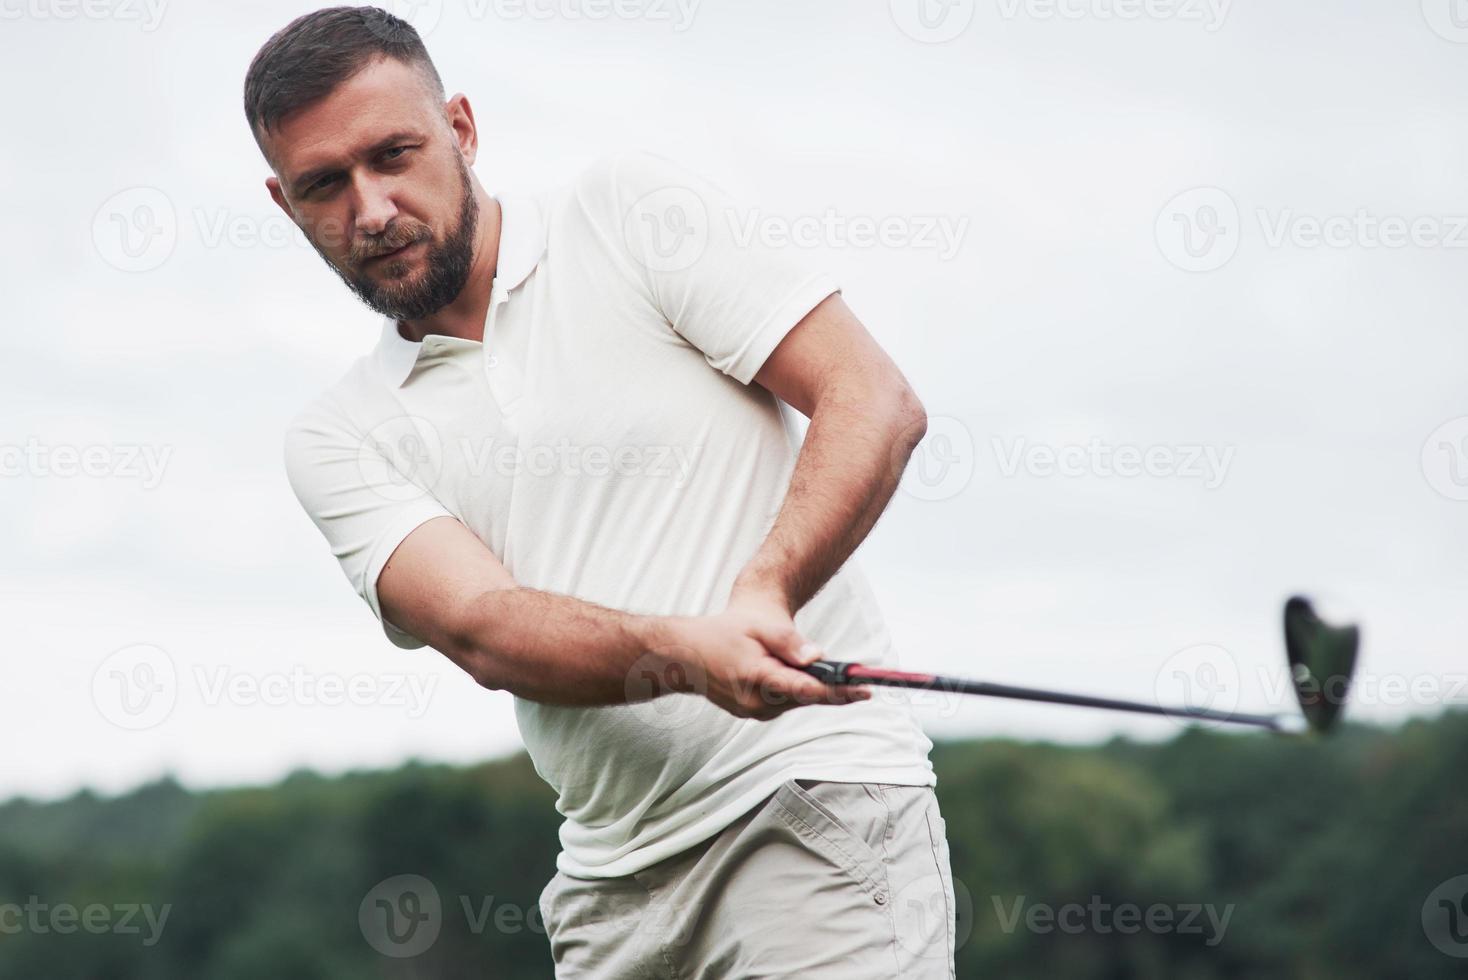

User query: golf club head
[1283,596,1360,735]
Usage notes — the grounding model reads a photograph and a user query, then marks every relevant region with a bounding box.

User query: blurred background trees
[1,712,1464,978]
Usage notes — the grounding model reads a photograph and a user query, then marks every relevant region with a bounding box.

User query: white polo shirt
[284,151,935,878]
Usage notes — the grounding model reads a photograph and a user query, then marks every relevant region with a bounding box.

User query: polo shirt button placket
[483,290,522,414]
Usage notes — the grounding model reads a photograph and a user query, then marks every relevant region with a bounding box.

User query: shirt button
[486,354,499,368]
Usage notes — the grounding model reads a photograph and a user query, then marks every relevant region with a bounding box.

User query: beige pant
[539,779,957,978]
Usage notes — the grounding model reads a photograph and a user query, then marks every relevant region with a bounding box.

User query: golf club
[802,596,1360,735]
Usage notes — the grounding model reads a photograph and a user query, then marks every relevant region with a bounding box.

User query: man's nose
[353,178,398,238]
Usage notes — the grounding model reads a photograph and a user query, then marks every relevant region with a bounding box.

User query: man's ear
[266,176,292,219]
[445,93,478,166]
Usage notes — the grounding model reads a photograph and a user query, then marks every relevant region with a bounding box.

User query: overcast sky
[2,0,1465,802]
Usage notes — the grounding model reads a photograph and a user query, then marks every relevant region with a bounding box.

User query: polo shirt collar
[375,194,546,388]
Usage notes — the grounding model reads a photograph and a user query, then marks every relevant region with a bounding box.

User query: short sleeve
[596,151,842,384]
[283,403,454,649]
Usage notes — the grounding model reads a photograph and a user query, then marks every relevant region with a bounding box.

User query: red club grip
[844,664,938,685]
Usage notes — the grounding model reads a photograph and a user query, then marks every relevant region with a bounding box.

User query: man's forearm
[443,585,860,719]
[736,380,926,612]
[450,587,674,705]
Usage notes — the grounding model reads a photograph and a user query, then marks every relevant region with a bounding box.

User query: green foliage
[0,716,1462,978]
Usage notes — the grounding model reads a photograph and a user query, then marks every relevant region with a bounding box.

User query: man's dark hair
[243,6,445,151]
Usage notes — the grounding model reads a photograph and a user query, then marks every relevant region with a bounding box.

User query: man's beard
[320,160,479,322]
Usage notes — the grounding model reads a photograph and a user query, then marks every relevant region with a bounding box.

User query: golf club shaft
[803,661,1286,732]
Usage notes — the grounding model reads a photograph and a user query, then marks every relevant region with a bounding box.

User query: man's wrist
[731,566,796,613]
[626,614,700,695]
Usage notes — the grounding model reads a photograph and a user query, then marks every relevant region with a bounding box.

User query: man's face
[263,56,478,321]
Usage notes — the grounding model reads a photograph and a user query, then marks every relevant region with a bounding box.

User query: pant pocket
[772,779,891,904]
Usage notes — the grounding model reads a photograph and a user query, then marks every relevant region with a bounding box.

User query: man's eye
[383,146,410,161]
[308,175,339,194]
